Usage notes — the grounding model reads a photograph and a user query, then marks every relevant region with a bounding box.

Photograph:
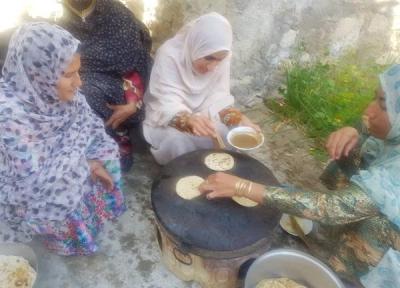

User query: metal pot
[244,249,345,288]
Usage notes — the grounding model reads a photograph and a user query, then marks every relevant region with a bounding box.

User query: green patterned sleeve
[263,184,379,225]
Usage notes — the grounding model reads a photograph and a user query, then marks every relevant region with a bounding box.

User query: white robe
[143,12,234,164]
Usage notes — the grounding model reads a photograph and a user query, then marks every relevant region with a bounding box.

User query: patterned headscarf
[351,64,400,229]
[60,0,152,83]
[0,23,119,241]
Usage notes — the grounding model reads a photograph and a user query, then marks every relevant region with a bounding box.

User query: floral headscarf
[351,64,400,229]
[352,64,400,287]
[0,22,119,242]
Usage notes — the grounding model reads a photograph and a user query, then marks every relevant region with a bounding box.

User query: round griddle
[151,149,281,259]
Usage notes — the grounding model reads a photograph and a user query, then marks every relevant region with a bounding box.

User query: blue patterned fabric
[0,22,121,244]
[351,64,400,229]
[351,64,400,287]
[361,248,400,288]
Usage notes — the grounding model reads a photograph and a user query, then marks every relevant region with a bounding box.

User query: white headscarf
[144,12,234,127]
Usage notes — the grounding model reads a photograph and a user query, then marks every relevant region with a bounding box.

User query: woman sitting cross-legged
[0,23,125,255]
[143,12,259,165]
[200,65,400,288]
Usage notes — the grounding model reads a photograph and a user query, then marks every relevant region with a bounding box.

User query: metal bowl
[0,243,38,277]
[245,249,345,288]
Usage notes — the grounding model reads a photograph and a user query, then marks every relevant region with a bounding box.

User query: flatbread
[256,278,307,288]
[204,153,234,171]
[232,196,258,207]
[176,176,204,200]
[279,214,313,236]
[0,255,36,288]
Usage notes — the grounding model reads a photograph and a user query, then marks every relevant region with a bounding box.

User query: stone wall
[128,0,400,105]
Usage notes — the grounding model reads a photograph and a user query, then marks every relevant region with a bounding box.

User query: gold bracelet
[241,181,248,197]
[235,181,241,196]
[238,181,245,197]
[235,180,246,197]
[245,181,253,198]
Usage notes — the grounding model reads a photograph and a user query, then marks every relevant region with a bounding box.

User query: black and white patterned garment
[0,22,121,243]
[59,0,152,129]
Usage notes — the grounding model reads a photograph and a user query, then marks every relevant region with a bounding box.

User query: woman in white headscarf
[143,12,259,165]
[0,23,125,255]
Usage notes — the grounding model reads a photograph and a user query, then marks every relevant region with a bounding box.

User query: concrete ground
[30,150,201,288]
[29,104,326,288]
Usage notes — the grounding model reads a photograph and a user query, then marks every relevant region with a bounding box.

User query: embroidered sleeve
[169,111,192,133]
[219,107,243,126]
[263,184,379,225]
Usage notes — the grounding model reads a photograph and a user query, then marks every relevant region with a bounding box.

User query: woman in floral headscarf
[0,22,125,255]
[200,65,400,287]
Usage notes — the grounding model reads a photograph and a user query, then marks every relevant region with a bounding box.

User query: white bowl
[245,249,345,288]
[227,126,265,151]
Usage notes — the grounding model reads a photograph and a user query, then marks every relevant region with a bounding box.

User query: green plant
[267,54,387,150]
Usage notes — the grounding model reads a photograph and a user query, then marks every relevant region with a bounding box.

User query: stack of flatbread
[0,255,36,288]
[256,278,307,288]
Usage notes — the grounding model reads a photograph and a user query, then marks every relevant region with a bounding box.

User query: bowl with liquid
[227,126,264,151]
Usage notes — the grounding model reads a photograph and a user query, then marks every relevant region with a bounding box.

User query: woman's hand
[199,172,243,199]
[326,127,359,160]
[106,102,137,129]
[187,114,217,137]
[88,160,114,191]
[240,115,261,132]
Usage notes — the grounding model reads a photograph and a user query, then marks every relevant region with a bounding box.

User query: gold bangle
[235,180,246,197]
[235,181,241,196]
[241,181,248,197]
[245,181,253,198]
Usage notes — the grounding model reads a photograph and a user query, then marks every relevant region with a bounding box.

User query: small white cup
[227,126,265,151]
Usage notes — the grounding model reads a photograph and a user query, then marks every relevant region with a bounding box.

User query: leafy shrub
[267,55,386,148]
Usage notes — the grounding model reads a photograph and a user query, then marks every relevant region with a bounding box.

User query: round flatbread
[279,214,313,236]
[0,255,37,288]
[204,153,234,171]
[232,196,258,207]
[256,277,307,288]
[176,176,204,200]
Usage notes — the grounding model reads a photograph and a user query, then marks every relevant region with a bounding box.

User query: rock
[329,17,364,57]
[280,29,298,49]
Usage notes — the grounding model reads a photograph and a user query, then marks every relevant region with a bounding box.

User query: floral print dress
[0,23,125,255]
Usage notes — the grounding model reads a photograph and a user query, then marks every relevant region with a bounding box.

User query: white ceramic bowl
[227,126,265,151]
[245,249,345,288]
